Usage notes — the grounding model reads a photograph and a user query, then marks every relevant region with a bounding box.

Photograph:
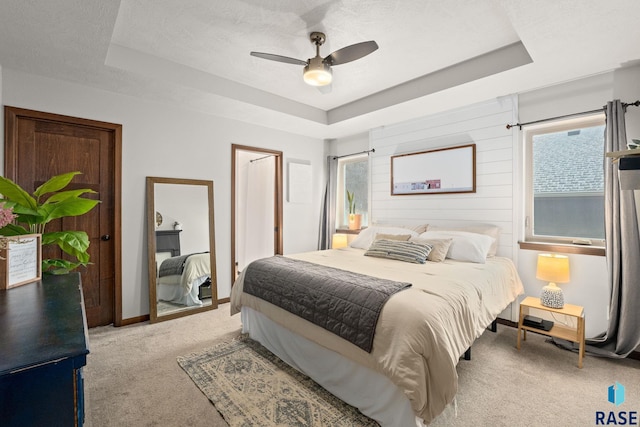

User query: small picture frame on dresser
[0,234,42,290]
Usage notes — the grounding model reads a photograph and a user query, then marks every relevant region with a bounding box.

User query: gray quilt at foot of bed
[243,255,412,352]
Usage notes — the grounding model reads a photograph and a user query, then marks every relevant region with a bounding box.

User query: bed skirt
[241,306,427,427]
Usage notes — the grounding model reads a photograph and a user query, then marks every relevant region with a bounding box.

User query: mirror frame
[146,176,218,323]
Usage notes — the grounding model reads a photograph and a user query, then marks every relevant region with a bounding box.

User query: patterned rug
[177,335,379,426]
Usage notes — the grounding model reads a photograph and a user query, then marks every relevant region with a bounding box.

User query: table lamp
[331,233,348,249]
[536,253,570,308]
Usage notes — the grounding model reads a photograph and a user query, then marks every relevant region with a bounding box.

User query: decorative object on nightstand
[536,253,570,309]
[346,190,362,230]
[332,233,348,249]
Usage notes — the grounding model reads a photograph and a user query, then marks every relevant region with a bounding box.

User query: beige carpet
[178,335,378,426]
[85,304,242,427]
[85,304,640,426]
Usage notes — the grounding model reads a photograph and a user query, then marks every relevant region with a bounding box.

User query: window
[336,155,369,228]
[524,114,606,246]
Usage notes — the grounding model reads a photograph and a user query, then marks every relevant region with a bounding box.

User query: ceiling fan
[250,32,378,87]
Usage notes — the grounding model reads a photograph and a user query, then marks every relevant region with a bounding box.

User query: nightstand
[516,296,585,368]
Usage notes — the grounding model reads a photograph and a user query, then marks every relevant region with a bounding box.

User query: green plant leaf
[38,198,100,224]
[0,223,30,236]
[42,258,85,275]
[0,176,37,210]
[34,171,81,198]
[0,200,39,217]
[43,188,97,204]
[42,230,91,263]
[0,171,99,273]
[346,190,355,214]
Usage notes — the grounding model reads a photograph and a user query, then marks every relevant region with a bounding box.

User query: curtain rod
[332,148,375,160]
[506,100,640,130]
[249,154,274,163]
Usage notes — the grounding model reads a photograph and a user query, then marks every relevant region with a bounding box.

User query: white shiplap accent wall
[369,95,518,260]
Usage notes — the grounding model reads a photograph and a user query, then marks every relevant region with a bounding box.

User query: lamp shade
[331,233,348,249]
[303,57,332,86]
[536,254,570,283]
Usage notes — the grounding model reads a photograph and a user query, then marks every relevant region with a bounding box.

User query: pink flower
[0,203,17,229]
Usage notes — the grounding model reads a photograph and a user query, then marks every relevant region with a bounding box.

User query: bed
[157,253,211,306]
[230,225,524,425]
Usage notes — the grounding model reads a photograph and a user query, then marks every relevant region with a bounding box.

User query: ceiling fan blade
[250,52,308,66]
[324,41,378,66]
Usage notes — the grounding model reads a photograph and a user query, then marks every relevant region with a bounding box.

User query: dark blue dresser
[0,273,89,426]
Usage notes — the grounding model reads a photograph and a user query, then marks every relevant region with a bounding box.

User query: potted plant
[0,171,100,274]
[346,190,362,230]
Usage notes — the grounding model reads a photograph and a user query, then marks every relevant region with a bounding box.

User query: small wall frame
[391,144,476,195]
[0,234,42,290]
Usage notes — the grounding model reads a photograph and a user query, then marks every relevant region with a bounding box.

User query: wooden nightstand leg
[578,316,585,368]
[517,307,524,350]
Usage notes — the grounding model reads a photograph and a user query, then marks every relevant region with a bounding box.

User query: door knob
[101,234,111,241]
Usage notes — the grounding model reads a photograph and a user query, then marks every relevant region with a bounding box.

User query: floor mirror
[146,177,217,323]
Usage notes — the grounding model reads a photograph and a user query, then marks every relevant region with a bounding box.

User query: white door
[237,152,276,272]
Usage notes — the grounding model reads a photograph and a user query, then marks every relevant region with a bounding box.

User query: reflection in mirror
[146,177,217,323]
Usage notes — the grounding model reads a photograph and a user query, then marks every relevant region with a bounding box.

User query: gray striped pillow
[364,239,432,264]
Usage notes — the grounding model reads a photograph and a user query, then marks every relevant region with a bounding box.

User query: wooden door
[4,106,122,327]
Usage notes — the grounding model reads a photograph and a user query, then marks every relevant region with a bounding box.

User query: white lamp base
[541,283,564,308]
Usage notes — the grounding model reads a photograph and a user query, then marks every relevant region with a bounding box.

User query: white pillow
[350,226,419,249]
[418,230,495,263]
[427,224,500,256]
[371,222,429,234]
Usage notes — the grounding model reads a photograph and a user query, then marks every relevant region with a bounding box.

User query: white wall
[329,132,369,157]
[0,68,326,321]
[155,183,210,255]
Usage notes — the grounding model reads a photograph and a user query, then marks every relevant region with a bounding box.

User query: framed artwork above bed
[391,143,476,195]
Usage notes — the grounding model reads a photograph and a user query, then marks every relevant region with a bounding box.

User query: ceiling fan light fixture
[252,32,377,89]
[303,57,332,86]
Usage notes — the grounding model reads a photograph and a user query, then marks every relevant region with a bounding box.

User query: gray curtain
[318,155,338,250]
[586,100,640,357]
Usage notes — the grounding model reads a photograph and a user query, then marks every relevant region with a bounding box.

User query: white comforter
[231,248,523,423]
[157,253,211,306]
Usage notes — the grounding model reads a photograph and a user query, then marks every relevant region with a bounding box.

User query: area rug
[177,335,378,426]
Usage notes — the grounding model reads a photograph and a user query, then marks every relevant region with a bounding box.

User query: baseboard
[120,314,150,326]
[497,318,640,360]
[496,318,518,328]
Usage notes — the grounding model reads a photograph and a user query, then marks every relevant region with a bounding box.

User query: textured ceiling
[0,0,639,139]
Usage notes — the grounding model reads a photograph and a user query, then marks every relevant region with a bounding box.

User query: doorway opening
[231,144,283,286]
